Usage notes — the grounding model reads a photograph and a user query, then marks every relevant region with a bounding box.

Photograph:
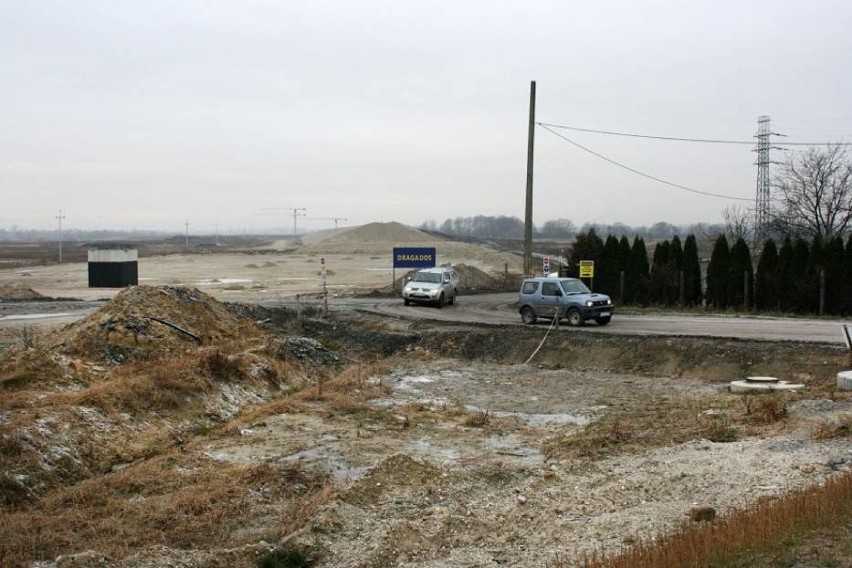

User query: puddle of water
[392,370,469,390]
[371,396,453,408]
[380,370,595,427]
[280,445,370,482]
[466,405,593,427]
[409,438,461,462]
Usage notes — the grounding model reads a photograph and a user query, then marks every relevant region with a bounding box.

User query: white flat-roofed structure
[87,245,138,288]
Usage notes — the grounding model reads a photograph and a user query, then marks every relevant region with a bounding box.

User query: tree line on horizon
[419,215,726,242]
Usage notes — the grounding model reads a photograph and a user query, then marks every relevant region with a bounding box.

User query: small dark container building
[88,246,138,288]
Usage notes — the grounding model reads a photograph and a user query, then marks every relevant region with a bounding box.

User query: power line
[539,122,753,144]
[538,123,753,202]
[537,121,852,146]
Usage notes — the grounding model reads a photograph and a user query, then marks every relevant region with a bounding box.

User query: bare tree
[539,218,576,238]
[772,145,852,241]
[722,204,753,243]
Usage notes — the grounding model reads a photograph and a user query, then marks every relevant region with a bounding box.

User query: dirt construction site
[0,223,850,568]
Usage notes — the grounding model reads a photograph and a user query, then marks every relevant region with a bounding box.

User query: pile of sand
[0,284,43,300]
[384,263,504,294]
[300,222,445,254]
[49,286,265,363]
[303,222,435,245]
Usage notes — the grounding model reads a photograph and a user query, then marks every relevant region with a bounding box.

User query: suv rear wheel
[520,306,537,325]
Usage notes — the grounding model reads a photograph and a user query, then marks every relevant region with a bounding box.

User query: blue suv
[518,277,613,326]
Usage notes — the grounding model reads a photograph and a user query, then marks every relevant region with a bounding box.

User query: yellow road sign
[579,260,595,278]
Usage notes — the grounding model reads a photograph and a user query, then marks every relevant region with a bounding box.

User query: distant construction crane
[309,217,348,228]
[258,207,307,235]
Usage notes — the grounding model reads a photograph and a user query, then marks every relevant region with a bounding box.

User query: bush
[257,546,314,568]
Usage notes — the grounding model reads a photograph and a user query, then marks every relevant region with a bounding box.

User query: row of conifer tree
[565,229,852,315]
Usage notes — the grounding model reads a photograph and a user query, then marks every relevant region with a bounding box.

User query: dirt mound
[305,222,434,245]
[381,263,504,294]
[299,222,445,254]
[49,286,265,363]
[454,263,502,290]
[0,284,42,300]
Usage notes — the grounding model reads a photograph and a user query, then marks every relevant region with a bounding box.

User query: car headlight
[586,300,594,307]
[607,299,612,305]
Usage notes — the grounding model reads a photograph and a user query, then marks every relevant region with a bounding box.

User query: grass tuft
[256,546,315,568]
[743,392,789,424]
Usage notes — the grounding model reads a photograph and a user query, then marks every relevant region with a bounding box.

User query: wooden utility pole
[523,81,536,276]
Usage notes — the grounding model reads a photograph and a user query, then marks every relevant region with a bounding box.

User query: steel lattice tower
[753,115,773,243]
[752,116,786,244]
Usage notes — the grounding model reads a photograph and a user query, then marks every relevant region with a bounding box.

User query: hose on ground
[524,308,560,365]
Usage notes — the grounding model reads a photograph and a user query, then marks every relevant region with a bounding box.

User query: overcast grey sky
[2,1,851,233]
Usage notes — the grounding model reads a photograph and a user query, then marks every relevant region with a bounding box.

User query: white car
[402,267,459,308]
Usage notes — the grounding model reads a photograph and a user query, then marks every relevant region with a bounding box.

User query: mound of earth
[454,263,503,290]
[379,263,504,295]
[0,284,43,300]
[48,285,265,363]
[304,222,434,245]
[299,222,445,254]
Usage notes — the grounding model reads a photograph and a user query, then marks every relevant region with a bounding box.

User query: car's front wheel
[566,308,584,327]
[436,293,444,309]
[404,298,410,306]
[595,316,611,325]
[520,306,537,325]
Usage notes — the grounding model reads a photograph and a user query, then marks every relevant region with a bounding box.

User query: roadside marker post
[321,257,328,313]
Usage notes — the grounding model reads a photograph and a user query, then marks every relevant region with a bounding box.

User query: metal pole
[523,80,536,275]
[55,209,65,262]
[292,208,306,236]
[819,269,825,316]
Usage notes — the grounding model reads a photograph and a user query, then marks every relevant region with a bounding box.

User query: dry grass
[811,414,852,440]
[461,409,492,428]
[207,361,394,437]
[294,360,391,402]
[582,470,852,568]
[542,394,742,461]
[0,454,329,568]
[742,392,790,424]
